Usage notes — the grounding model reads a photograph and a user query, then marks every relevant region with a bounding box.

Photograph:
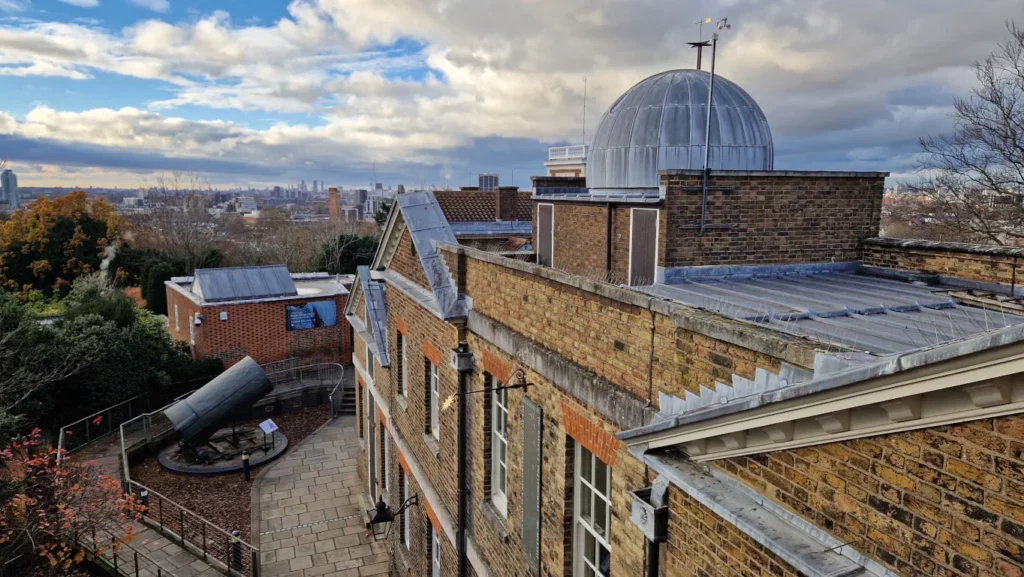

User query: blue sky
[0,0,1021,190]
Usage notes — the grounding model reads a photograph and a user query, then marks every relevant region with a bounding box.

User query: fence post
[179,510,185,546]
[134,551,139,577]
[202,523,207,561]
[251,549,260,577]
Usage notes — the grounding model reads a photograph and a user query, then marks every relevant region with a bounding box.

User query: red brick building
[336,67,1024,577]
[166,265,353,367]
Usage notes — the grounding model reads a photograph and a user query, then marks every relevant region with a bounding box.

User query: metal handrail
[264,361,345,385]
[57,393,148,463]
[76,524,178,577]
[124,480,259,575]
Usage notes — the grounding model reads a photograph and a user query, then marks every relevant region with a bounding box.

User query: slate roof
[192,265,297,302]
[448,221,533,237]
[358,266,390,366]
[433,190,532,222]
[638,270,1024,355]
[396,192,465,319]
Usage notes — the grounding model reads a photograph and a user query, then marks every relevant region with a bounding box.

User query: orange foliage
[0,430,144,574]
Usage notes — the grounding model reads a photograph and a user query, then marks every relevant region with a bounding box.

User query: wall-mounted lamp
[366,494,418,541]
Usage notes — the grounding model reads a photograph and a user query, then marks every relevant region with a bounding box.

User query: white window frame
[188,314,195,345]
[627,208,660,287]
[574,444,612,577]
[398,333,407,397]
[432,526,441,577]
[174,304,179,332]
[430,362,440,440]
[491,383,509,516]
[402,471,411,549]
[366,342,375,381]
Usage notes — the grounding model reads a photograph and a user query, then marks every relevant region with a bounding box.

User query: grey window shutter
[521,398,543,574]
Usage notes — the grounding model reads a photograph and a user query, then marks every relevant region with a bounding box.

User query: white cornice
[631,346,1024,461]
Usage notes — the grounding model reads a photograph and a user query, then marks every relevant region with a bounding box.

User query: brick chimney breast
[496,186,519,221]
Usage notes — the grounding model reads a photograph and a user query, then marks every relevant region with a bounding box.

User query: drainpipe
[606,203,614,279]
[630,482,669,577]
[451,342,474,577]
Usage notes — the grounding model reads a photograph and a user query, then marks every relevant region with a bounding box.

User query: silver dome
[586,69,773,189]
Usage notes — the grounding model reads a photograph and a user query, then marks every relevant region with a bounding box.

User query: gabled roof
[372,191,465,320]
[192,265,297,302]
[343,266,391,367]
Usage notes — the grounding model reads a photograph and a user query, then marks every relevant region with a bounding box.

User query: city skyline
[0,1,1021,188]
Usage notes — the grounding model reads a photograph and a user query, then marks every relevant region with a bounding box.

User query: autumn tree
[0,430,144,576]
[129,172,220,275]
[0,192,122,298]
[909,22,1024,244]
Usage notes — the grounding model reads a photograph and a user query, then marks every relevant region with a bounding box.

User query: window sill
[396,395,408,411]
[480,500,509,544]
[397,544,411,570]
[423,434,440,458]
[359,438,365,452]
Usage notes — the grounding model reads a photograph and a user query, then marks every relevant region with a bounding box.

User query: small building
[165,265,353,366]
[544,145,587,176]
[433,186,533,251]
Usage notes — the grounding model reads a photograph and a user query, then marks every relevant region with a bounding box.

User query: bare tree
[131,172,217,272]
[908,22,1024,244]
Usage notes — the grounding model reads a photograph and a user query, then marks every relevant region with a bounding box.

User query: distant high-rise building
[397,184,406,194]
[375,182,383,192]
[312,180,319,193]
[328,188,341,220]
[479,173,499,191]
[1,169,18,209]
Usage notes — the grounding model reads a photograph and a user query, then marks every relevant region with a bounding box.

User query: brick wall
[719,416,1024,577]
[863,237,1024,290]
[463,336,649,577]
[391,229,431,291]
[457,250,805,401]
[661,172,884,267]
[664,489,802,577]
[165,285,352,366]
[547,203,608,277]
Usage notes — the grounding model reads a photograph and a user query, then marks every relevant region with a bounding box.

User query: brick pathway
[255,416,389,577]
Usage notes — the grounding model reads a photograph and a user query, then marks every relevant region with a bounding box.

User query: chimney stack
[495,186,519,221]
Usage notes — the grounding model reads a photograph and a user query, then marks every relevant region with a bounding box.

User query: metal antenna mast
[688,18,712,70]
[582,76,588,144]
[700,18,731,233]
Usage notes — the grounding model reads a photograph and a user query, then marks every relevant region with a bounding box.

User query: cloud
[0,0,28,11]
[0,0,1023,186]
[128,0,168,13]
[57,0,99,7]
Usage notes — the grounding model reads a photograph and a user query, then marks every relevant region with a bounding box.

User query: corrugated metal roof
[587,69,773,190]
[193,265,297,302]
[638,273,1024,355]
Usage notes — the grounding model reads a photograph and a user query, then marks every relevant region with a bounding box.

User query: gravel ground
[130,406,331,541]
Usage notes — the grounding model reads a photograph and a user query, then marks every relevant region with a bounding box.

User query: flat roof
[169,272,351,307]
[638,268,1024,355]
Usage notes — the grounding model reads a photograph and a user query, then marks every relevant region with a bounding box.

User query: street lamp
[366,494,419,541]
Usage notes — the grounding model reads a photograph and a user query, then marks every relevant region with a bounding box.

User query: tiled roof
[432,190,532,222]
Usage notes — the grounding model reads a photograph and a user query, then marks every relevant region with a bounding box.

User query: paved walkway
[255,416,389,577]
[73,434,219,577]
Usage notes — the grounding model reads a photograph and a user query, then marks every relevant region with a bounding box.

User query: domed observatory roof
[586,69,773,190]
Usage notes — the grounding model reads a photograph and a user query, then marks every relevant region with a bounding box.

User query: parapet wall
[862,237,1024,294]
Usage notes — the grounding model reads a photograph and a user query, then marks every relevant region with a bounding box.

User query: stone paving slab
[256,417,390,577]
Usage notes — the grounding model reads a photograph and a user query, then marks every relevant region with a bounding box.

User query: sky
[0,0,1021,190]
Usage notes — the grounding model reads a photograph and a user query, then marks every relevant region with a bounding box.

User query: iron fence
[125,481,259,577]
[57,394,149,462]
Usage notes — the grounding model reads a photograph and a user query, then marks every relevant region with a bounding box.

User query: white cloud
[0,0,1023,186]
[129,0,168,13]
[57,0,99,7]
[0,0,28,11]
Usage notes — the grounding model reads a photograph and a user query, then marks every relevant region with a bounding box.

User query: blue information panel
[286,301,338,331]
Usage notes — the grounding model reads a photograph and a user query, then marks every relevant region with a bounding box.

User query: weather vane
[688,18,713,70]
